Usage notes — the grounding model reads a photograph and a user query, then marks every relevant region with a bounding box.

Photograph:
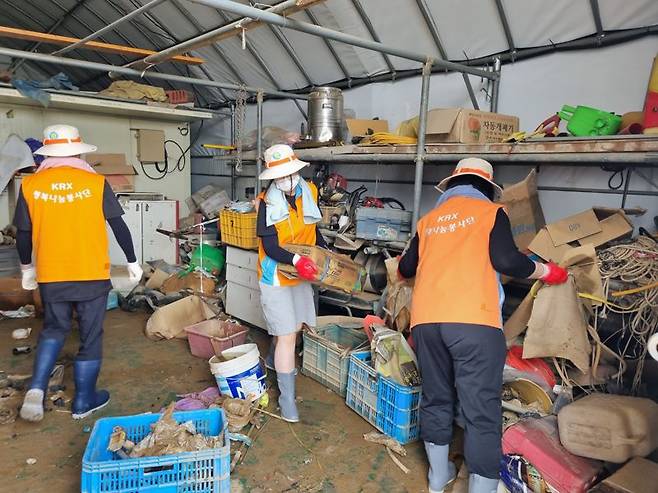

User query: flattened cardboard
[145,295,215,340]
[346,119,389,137]
[279,244,364,293]
[105,174,135,193]
[594,457,658,493]
[499,169,546,251]
[578,212,633,247]
[145,268,170,290]
[527,228,574,263]
[425,108,519,144]
[545,209,601,246]
[89,153,136,175]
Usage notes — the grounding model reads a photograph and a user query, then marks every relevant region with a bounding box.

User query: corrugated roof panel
[598,0,658,30]
[503,0,595,48]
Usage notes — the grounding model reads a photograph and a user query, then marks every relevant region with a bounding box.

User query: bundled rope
[595,236,658,393]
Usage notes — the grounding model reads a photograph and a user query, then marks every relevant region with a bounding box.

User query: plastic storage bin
[220,210,257,250]
[345,351,421,444]
[184,319,249,359]
[345,351,379,427]
[557,393,658,463]
[81,409,230,493]
[355,208,412,241]
[302,322,368,396]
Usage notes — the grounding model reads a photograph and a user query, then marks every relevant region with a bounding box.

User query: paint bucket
[209,343,266,399]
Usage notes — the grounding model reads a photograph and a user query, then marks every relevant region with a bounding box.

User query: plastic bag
[240,126,300,151]
[371,327,420,386]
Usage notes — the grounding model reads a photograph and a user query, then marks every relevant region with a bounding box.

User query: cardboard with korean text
[425,108,519,143]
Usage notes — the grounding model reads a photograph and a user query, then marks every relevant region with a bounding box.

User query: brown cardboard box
[499,169,546,251]
[593,457,658,493]
[279,244,365,293]
[346,119,389,137]
[528,208,633,262]
[145,295,216,340]
[425,108,519,144]
[89,153,136,193]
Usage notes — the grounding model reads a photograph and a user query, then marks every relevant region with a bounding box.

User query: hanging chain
[234,86,247,173]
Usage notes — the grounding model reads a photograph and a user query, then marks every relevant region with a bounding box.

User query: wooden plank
[0,26,205,65]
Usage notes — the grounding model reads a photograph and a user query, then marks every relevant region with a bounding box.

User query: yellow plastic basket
[220,209,258,250]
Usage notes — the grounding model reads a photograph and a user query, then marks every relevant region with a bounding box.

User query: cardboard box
[145,295,216,340]
[528,208,634,262]
[592,457,658,493]
[190,185,230,219]
[425,108,519,144]
[346,119,389,137]
[279,244,365,294]
[499,169,546,251]
[89,153,136,193]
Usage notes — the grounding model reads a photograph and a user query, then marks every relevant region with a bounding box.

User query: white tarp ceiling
[1,0,657,106]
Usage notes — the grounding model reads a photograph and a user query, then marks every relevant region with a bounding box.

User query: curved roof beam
[350,0,395,75]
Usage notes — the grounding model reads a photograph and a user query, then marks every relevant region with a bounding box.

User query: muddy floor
[0,308,445,492]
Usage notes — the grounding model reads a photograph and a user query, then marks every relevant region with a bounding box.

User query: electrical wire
[141,121,205,180]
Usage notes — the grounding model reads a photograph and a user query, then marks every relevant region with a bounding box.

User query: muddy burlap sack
[523,278,591,373]
[383,257,413,333]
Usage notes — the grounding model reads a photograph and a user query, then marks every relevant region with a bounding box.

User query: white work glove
[20,264,38,291]
[127,262,144,284]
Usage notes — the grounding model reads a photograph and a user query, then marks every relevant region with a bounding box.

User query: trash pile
[107,403,224,459]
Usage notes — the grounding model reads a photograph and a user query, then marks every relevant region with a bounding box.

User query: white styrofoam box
[226,246,259,270]
[226,263,259,291]
[226,282,266,330]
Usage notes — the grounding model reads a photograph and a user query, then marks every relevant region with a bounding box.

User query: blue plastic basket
[345,351,378,427]
[345,351,421,445]
[81,409,230,493]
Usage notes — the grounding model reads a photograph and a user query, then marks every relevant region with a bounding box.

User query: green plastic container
[188,244,225,274]
[559,105,622,137]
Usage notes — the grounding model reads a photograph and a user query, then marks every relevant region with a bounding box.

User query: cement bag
[145,295,216,340]
[383,257,413,333]
[523,277,591,373]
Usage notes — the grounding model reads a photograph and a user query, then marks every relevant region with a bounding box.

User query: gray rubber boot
[277,370,299,423]
[468,474,499,493]
[425,442,456,493]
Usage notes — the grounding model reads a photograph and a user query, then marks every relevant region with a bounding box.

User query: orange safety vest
[411,196,504,329]
[257,182,318,287]
[21,167,110,283]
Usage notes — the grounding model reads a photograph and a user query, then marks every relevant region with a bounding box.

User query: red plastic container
[166,89,194,105]
[505,346,556,389]
[184,319,248,359]
[502,416,601,493]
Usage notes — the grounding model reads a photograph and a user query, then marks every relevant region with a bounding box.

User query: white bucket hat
[436,157,503,200]
[259,144,309,180]
[34,124,97,157]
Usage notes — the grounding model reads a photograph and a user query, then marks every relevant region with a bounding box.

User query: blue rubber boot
[468,474,499,493]
[20,338,64,422]
[72,360,110,420]
[425,442,457,493]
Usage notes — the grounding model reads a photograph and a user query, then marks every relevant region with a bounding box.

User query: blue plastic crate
[81,409,230,493]
[376,375,421,445]
[345,351,421,445]
[345,351,378,427]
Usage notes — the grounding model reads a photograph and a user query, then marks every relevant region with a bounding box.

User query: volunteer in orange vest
[399,158,568,493]
[14,124,142,422]
[256,144,327,422]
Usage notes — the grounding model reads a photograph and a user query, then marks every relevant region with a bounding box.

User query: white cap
[259,144,309,180]
[436,157,503,201]
[34,124,97,157]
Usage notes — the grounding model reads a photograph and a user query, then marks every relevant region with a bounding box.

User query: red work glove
[294,256,318,282]
[540,262,568,285]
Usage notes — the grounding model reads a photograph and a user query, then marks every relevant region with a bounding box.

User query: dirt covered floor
[0,309,442,492]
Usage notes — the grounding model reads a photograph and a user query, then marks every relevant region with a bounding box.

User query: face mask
[275,173,300,193]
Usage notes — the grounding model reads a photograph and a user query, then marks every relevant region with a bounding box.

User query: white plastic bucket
[209,343,266,399]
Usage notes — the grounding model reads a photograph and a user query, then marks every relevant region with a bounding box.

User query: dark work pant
[413,322,507,479]
[40,294,109,361]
